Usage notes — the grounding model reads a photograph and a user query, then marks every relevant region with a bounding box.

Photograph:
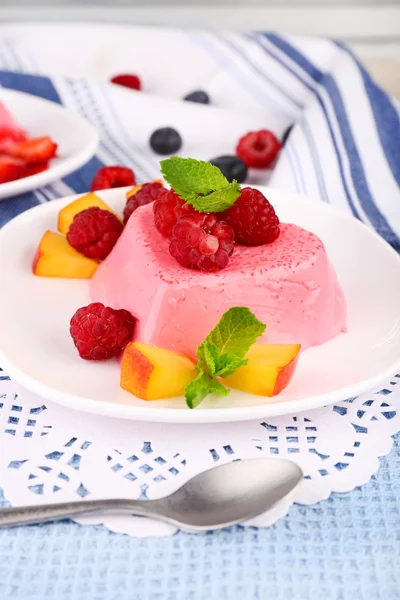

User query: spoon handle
[0,498,158,528]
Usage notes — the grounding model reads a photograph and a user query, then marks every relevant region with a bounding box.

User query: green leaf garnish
[185,307,266,409]
[185,372,229,409]
[160,157,241,213]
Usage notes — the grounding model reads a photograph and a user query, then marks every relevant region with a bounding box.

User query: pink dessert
[90,203,346,357]
[0,101,27,152]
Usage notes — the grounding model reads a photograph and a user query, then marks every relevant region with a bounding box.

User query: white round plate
[0,89,99,199]
[0,187,399,423]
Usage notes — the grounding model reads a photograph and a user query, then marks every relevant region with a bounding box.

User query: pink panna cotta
[90,203,347,357]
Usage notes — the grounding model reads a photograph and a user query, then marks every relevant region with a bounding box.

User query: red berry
[90,166,136,191]
[67,207,123,260]
[169,213,234,272]
[123,181,165,224]
[0,154,26,183]
[153,189,197,237]
[111,74,141,91]
[221,187,280,246]
[70,302,135,360]
[6,136,57,165]
[236,129,281,169]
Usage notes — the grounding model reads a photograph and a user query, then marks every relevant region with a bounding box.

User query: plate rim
[0,88,99,199]
[1,186,400,423]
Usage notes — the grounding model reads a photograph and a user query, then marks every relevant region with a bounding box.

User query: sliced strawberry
[26,162,49,177]
[6,136,57,165]
[0,154,27,183]
[0,102,28,150]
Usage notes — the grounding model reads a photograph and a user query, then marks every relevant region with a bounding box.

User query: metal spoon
[0,458,302,532]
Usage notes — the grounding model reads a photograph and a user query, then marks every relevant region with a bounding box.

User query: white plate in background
[0,88,98,199]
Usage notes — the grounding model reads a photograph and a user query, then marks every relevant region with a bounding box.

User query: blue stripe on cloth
[254,33,363,220]
[0,191,40,227]
[263,34,399,248]
[220,34,303,111]
[300,118,329,202]
[0,71,62,104]
[63,156,104,194]
[266,34,324,83]
[336,42,400,188]
[188,31,292,117]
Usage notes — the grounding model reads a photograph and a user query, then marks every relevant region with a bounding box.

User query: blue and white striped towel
[0,27,399,251]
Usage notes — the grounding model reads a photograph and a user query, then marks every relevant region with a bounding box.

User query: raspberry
[111,74,141,91]
[221,187,280,246]
[70,302,135,360]
[236,129,281,169]
[123,181,165,224]
[169,213,234,272]
[153,189,197,237]
[67,207,123,260]
[90,166,136,191]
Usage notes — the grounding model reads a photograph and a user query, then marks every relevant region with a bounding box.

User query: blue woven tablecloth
[0,26,400,599]
[1,436,399,600]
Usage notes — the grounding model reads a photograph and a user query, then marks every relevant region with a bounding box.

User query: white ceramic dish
[0,88,99,199]
[0,186,399,423]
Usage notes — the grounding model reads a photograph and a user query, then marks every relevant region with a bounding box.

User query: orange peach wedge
[221,344,301,396]
[121,342,196,400]
[57,192,121,234]
[32,230,98,278]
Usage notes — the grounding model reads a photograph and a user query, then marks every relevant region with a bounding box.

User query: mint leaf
[213,353,248,379]
[160,157,241,213]
[190,183,241,213]
[197,307,266,363]
[185,371,229,409]
[198,342,219,377]
[185,307,266,409]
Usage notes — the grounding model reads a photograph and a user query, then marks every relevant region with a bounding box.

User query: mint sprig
[160,157,241,213]
[185,307,266,409]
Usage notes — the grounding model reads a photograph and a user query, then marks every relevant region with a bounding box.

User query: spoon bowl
[154,458,303,530]
[0,458,303,532]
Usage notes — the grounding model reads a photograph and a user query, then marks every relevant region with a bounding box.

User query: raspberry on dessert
[70,302,135,360]
[221,187,280,246]
[149,127,182,155]
[236,129,281,169]
[153,189,197,237]
[90,166,136,191]
[111,74,141,91]
[123,181,165,224]
[67,206,123,260]
[169,213,234,272]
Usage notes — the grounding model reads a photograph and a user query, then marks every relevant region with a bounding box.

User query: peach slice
[33,230,98,278]
[221,344,301,396]
[121,342,196,400]
[126,179,163,200]
[57,192,120,234]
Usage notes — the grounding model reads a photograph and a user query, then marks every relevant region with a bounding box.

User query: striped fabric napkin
[0,28,399,251]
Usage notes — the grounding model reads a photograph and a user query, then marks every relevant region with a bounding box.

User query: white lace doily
[0,367,399,537]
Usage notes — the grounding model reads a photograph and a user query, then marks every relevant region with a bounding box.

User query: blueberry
[282,125,294,146]
[209,155,248,183]
[184,90,210,104]
[150,127,182,155]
